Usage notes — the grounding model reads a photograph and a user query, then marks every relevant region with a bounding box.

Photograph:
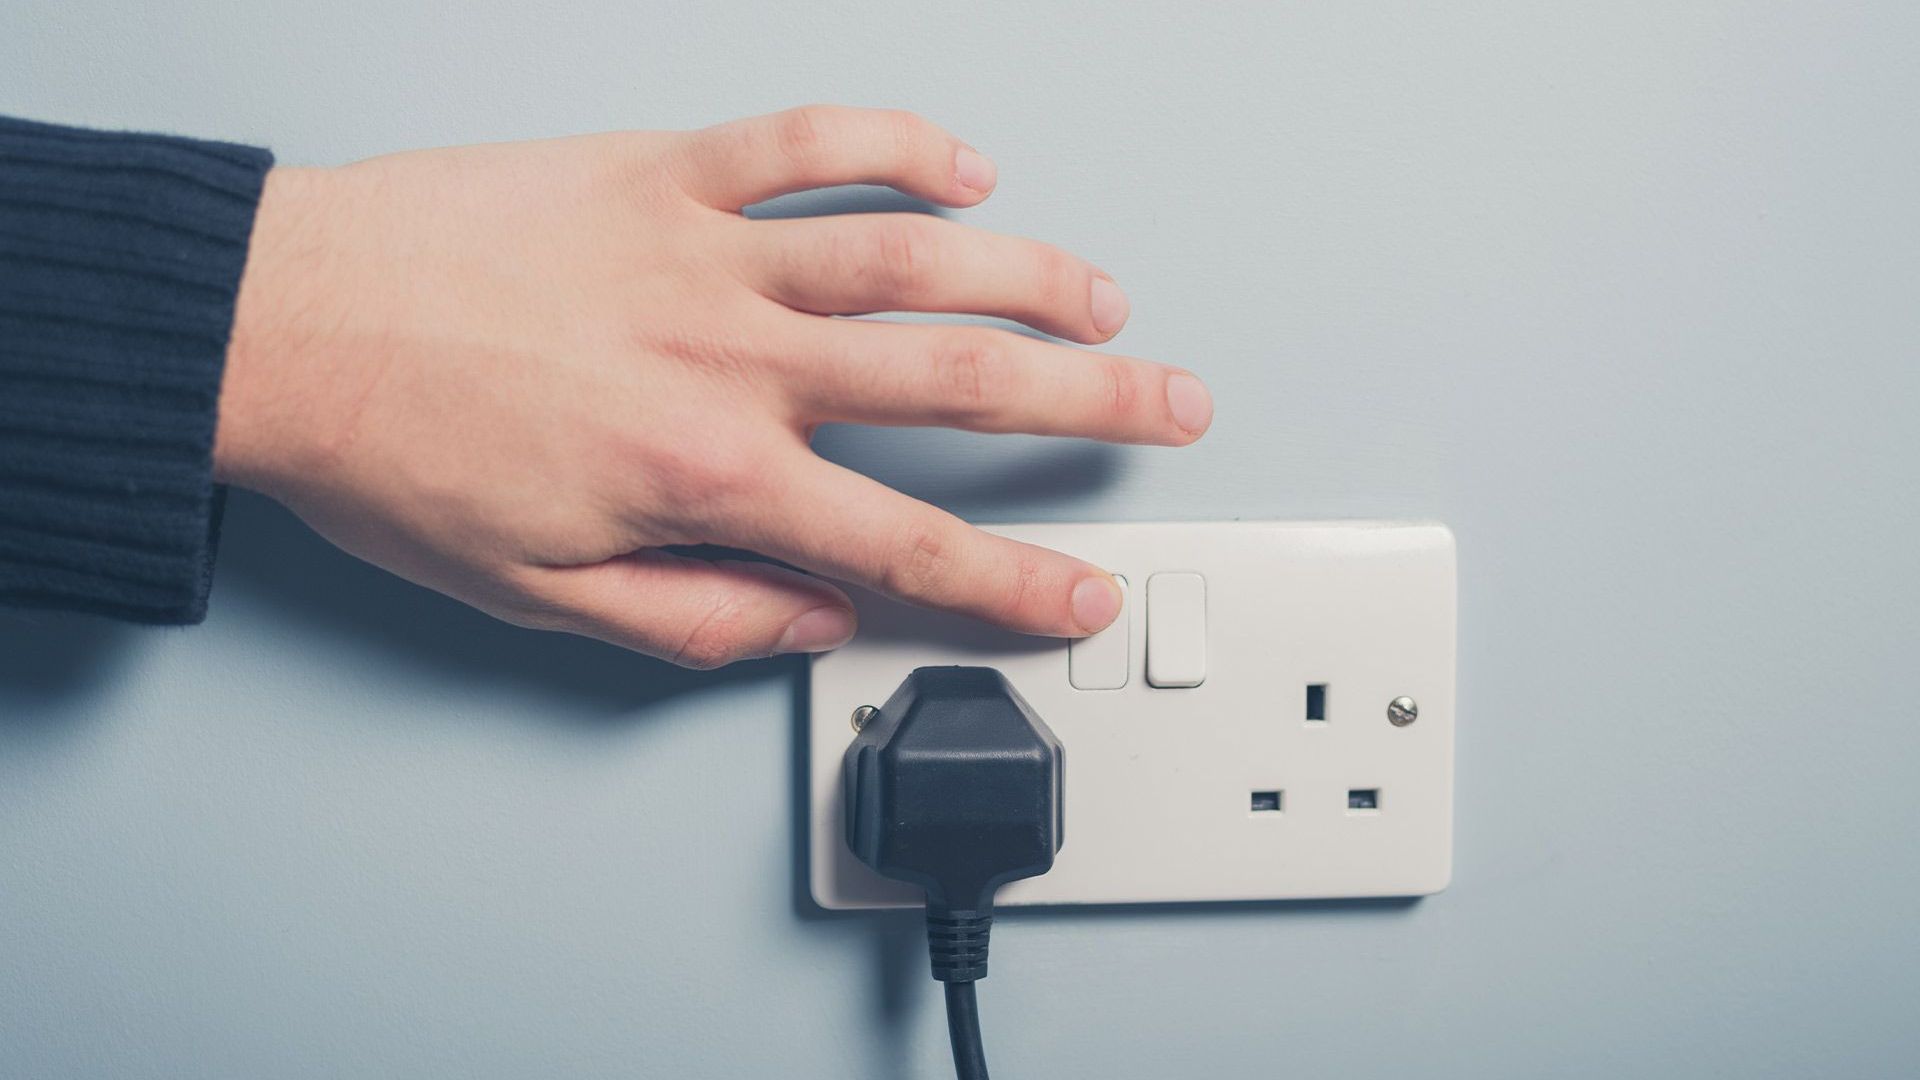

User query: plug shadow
[782,665,927,1076]
[214,491,788,718]
[1003,894,1423,922]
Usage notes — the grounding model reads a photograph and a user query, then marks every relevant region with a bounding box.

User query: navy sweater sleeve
[0,116,273,624]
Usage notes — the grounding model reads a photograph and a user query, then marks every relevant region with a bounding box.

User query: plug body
[843,667,1064,919]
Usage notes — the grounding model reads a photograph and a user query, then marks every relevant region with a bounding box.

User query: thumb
[525,550,856,668]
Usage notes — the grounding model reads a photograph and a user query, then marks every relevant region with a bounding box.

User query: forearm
[0,115,272,622]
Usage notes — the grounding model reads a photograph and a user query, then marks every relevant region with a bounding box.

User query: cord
[943,980,989,1080]
[929,907,993,1078]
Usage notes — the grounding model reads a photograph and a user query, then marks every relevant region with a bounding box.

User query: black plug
[843,666,1064,1079]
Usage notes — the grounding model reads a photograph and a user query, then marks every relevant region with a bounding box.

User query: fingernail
[1070,575,1123,634]
[1090,276,1130,336]
[1165,372,1214,436]
[954,145,997,193]
[776,606,857,654]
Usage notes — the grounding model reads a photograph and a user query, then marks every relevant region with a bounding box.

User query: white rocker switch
[1145,571,1206,688]
[1068,575,1129,690]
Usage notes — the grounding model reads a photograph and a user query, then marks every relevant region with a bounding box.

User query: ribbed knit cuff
[0,116,272,624]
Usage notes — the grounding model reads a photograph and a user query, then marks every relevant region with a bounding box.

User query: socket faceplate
[807,521,1457,909]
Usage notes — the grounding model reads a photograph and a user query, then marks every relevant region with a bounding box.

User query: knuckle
[869,218,937,297]
[773,105,836,173]
[878,517,953,601]
[990,549,1044,627]
[1097,358,1142,423]
[655,134,720,204]
[483,570,592,636]
[882,108,933,152]
[643,318,760,384]
[670,602,753,670]
[644,431,763,509]
[490,589,568,634]
[673,645,738,671]
[1029,245,1077,311]
[931,331,1010,422]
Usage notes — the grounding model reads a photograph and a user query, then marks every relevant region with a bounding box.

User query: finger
[746,213,1129,343]
[520,550,855,669]
[780,320,1212,445]
[676,105,996,211]
[724,457,1124,637]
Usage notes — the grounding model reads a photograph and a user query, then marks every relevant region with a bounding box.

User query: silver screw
[851,705,878,733]
[1388,696,1419,727]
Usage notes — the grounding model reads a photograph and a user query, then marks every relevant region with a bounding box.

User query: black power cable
[943,981,989,1080]
[842,667,1066,1080]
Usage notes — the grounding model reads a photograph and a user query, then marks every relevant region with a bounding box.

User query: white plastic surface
[808,520,1457,909]
[1145,571,1208,688]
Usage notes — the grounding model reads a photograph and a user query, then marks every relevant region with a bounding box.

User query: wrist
[214,164,347,495]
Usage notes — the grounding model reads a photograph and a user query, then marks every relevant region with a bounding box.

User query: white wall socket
[807,520,1457,910]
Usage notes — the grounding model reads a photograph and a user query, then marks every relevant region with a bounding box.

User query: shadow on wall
[744,185,945,221]
[211,491,791,718]
[812,428,1123,520]
[207,423,1121,719]
[0,607,140,724]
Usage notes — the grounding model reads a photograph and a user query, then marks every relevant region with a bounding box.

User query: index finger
[724,456,1123,637]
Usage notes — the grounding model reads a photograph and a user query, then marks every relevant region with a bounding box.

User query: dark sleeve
[0,116,273,624]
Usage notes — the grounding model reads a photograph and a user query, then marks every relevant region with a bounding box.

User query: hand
[215,106,1212,668]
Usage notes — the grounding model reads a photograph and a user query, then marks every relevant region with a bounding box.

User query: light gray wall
[4,2,1916,1076]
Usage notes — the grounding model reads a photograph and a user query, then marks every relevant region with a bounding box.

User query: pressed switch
[1145,571,1206,688]
[1068,575,1129,690]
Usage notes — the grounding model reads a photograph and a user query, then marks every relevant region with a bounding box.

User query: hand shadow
[0,607,139,726]
[746,185,944,221]
[213,490,792,718]
[811,426,1122,520]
